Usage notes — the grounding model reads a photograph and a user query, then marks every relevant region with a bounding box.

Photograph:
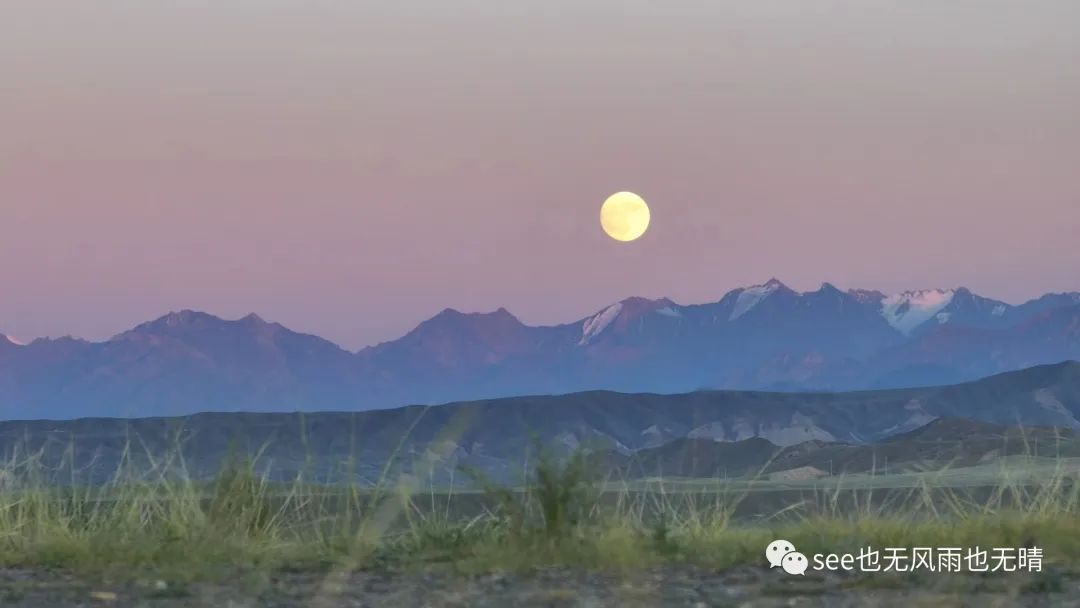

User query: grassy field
[621,455,1080,491]
[0,444,1079,585]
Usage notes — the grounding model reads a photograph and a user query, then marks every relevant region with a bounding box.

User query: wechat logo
[766,539,808,575]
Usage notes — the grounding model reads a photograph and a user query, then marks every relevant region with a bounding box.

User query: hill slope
[2,362,1078,483]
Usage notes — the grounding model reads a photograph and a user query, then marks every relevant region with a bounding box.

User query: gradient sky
[3,1,1079,349]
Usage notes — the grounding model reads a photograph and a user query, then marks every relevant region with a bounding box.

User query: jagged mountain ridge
[2,281,1079,419]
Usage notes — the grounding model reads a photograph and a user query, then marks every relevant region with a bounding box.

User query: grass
[0,439,1078,583]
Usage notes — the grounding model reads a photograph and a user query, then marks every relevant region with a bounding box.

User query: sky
[2,1,1079,349]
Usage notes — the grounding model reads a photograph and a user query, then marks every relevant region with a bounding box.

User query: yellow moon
[600,192,650,242]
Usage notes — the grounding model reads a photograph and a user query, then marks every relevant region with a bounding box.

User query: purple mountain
[2,281,1078,420]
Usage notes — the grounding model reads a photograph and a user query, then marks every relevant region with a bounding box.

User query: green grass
[0,441,1078,582]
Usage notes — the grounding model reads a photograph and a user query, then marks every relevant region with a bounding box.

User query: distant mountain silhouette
[2,281,1079,419]
[1,362,1078,483]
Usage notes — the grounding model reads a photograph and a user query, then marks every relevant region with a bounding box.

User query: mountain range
[2,280,1079,419]
[3,362,1078,484]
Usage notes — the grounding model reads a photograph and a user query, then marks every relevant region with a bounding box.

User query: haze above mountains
[2,280,1079,420]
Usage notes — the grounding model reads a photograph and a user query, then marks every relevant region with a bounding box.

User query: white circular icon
[782,551,809,575]
[766,539,796,568]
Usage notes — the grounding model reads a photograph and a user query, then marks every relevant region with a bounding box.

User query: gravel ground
[2,565,1078,607]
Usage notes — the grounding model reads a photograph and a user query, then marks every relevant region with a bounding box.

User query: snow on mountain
[655,306,682,318]
[881,289,956,335]
[3,335,25,346]
[848,289,886,304]
[2,283,1080,418]
[729,281,782,320]
[576,298,682,345]
[579,302,623,345]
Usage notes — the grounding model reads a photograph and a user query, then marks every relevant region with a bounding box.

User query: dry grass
[0,438,1078,581]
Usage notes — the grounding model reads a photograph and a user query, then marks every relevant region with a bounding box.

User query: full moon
[600,192,651,242]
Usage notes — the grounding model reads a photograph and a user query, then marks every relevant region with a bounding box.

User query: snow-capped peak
[729,281,782,320]
[4,335,26,346]
[577,297,679,345]
[881,289,956,335]
[579,302,623,345]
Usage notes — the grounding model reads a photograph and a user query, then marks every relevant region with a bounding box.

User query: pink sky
[2,1,1079,349]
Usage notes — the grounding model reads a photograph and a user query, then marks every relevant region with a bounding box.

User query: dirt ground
[1,565,1077,607]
